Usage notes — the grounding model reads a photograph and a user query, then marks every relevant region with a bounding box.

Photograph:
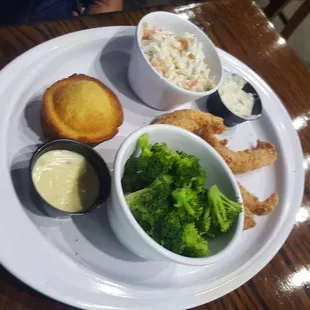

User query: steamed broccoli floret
[122,133,242,259]
[191,167,207,190]
[199,204,212,235]
[121,134,153,193]
[125,174,173,209]
[122,135,178,192]
[208,185,242,233]
[174,151,200,175]
[138,133,152,156]
[172,152,207,188]
[182,223,209,257]
[139,142,178,181]
[125,175,173,232]
[195,189,212,235]
[150,142,179,161]
[121,157,145,193]
[156,216,209,257]
[173,152,199,181]
[172,186,204,220]
[154,211,185,254]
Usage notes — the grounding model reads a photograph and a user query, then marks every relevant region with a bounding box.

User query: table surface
[0,0,310,309]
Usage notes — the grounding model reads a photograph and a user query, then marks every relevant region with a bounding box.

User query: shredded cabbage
[141,23,214,92]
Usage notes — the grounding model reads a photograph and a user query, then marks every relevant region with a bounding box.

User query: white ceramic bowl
[127,11,223,111]
[108,125,244,266]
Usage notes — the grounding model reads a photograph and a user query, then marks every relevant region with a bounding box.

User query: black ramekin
[207,73,262,127]
[29,139,111,217]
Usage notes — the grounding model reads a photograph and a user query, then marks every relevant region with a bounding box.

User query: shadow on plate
[24,95,45,141]
[72,204,146,263]
[71,205,177,286]
[94,135,127,171]
[11,147,176,285]
[10,145,143,263]
[10,145,51,218]
[94,29,160,120]
[196,96,209,112]
[10,145,71,222]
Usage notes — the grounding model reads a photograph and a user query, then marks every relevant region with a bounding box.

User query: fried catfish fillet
[244,206,256,230]
[200,128,278,174]
[154,109,226,134]
[238,182,279,216]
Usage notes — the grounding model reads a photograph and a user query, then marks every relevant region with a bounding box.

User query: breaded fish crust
[238,182,279,216]
[154,109,279,231]
[244,206,256,230]
[154,109,226,134]
[200,128,278,174]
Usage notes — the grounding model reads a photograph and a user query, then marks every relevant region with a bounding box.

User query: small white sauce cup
[128,11,223,111]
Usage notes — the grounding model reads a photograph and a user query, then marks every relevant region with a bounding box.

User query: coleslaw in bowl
[141,23,214,92]
[128,11,223,111]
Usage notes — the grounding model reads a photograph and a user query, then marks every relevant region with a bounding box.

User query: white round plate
[0,26,304,309]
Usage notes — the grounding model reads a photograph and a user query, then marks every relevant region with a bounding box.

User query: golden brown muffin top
[42,74,123,144]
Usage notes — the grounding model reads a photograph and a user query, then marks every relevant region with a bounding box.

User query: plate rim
[0,26,304,309]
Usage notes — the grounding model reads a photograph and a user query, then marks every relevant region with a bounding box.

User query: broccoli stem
[211,192,227,225]
[208,185,232,232]
[199,205,211,234]
[219,192,242,210]
[125,187,148,206]
[138,134,152,157]
[172,189,195,216]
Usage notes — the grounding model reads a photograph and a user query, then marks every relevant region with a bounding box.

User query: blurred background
[257,0,309,70]
[140,0,310,69]
[0,0,309,68]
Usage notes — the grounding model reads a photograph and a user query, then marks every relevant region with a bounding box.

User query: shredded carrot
[151,59,166,74]
[188,78,198,88]
[151,59,160,66]
[180,39,189,50]
[143,27,155,40]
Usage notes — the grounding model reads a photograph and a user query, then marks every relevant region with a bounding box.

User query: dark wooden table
[1,0,310,309]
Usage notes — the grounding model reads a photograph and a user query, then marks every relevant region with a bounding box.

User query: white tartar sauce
[32,150,100,213]
[218,75,254,118]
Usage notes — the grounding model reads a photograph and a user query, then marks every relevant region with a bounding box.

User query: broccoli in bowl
[122,134,242,258]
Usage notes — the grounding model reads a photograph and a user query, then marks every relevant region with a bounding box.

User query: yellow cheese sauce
[32,150,100,213]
